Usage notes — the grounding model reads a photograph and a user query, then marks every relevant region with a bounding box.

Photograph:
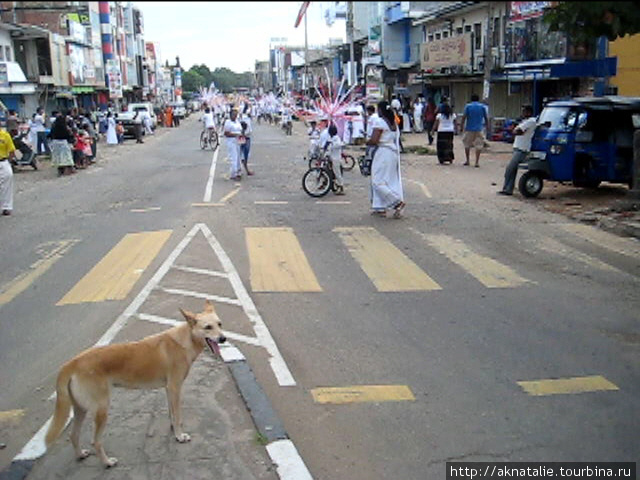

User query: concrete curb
[0,460,33,480]
[225,353,313,480]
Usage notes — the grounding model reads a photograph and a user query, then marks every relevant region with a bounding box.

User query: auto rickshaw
[518,96,640,197]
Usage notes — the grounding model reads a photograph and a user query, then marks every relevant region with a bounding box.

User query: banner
[420,34,472,70]
[106,59,122,99]
[294,1,310,28]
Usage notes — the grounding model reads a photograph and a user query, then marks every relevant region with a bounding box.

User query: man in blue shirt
[460,94,489,167]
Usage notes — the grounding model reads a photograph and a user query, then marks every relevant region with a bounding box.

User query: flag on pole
[294,1,311,28]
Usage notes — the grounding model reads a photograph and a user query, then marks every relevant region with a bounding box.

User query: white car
[171,102,187,119]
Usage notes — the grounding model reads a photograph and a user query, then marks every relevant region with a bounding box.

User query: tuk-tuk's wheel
[518,171,544,198]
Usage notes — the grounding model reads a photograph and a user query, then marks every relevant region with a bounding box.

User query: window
[443,31,449,38]
[492,17,500,47]
[435,33,441,40]
[474,23,482,50]
[4,46,11,61]
[456,27,463,36]
[464,25,471,33]
[428,34,434,42]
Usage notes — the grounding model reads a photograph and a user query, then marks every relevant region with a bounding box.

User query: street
[0,115,638,480]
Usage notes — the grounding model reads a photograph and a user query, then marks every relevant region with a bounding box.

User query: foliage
[181,64,255,94]
[543,2,640,44]
[182,70,205,93]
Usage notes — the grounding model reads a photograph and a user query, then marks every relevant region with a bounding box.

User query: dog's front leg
[166,382,190,443]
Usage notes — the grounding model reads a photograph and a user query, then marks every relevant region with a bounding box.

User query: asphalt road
[0,115,638,479]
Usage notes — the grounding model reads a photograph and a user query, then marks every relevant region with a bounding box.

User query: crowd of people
[1,89,528,220]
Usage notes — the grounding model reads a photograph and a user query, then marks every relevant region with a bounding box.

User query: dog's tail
[44,362,74,447]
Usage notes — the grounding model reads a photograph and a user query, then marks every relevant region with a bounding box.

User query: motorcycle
[11,129,38,170]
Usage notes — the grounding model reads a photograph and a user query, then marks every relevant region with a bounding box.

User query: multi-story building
[0,1,150,115]
[609,34,640,96]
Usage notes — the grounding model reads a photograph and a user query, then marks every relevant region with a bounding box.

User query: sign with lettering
[509,2,552,22]
[420,34,471,70]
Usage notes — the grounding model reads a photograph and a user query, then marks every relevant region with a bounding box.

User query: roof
[546,96,640,110]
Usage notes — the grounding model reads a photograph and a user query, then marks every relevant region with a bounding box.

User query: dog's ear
[179,308,197,327]
[204,300,215,313]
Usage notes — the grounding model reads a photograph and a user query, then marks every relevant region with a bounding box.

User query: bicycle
[302,156,339,198]
[308,151,355,172]
[199,128,219,150]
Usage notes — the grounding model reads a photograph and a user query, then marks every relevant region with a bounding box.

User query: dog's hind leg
[70,399,90,460]
[93,405,117,468]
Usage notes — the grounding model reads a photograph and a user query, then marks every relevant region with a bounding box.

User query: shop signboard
[420,33,472,70]
[106,59,122,99]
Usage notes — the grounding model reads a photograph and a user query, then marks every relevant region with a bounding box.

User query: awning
[0,61,36,94]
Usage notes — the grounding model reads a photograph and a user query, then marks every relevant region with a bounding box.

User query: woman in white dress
[366,100,405,218]
[223,108,243,180]
[105,112,118,145]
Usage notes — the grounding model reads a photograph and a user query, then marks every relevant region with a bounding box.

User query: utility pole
[304,10,309,95]
[483,2,494,101]
[347,1,355,86]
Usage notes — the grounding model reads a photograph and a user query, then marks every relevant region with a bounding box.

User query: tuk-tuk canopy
[547,96,640,111]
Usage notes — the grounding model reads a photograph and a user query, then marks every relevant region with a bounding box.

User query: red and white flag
[294,1,311,28]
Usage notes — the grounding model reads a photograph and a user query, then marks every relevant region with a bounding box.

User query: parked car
[171,101,187,119]
[518,96,640,197]
[117,102,157,137]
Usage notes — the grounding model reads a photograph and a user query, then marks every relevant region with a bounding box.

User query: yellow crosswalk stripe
[334,227,441,291]
[311,385,415,404]
[57,230,172,305]
[421,233,529,288]
[517,375,619,396]
[246,227,322,292]
[0,409,24,424]
[0,240,77,306]
[560,223,640,259]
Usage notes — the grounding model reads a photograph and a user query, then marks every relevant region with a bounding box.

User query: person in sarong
[49,112,75,176]
[431,102,457,164]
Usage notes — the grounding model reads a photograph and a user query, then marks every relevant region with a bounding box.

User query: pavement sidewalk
[392,129,640,241]
[2,345,310,480]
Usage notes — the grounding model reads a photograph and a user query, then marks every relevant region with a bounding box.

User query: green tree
[543,2,640,44]
[182,70,205,94]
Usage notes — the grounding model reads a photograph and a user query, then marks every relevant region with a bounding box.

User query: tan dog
[45,300,226,467]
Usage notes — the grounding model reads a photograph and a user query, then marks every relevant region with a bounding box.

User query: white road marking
[199,223,296,386]
[266,440,314,480]
[203,146,219,202]
[16,222,296,463]
[158,286,243,307]
[407,179,432,198]
[130,207,161,213]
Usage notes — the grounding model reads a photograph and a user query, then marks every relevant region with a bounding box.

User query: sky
[134,2,347,73]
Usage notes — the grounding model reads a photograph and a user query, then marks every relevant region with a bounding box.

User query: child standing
[326,124,345,195]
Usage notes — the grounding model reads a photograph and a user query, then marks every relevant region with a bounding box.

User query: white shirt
[202,111,215,129]
[318,127,331,151]
[366,113,379,138]
[239,113,252,137]
[435,113,457,133]
[326,134,343,163]
[223,118,242,142]
[513,117,537,152]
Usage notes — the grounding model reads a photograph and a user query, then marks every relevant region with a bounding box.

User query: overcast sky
[134,2,347,73]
